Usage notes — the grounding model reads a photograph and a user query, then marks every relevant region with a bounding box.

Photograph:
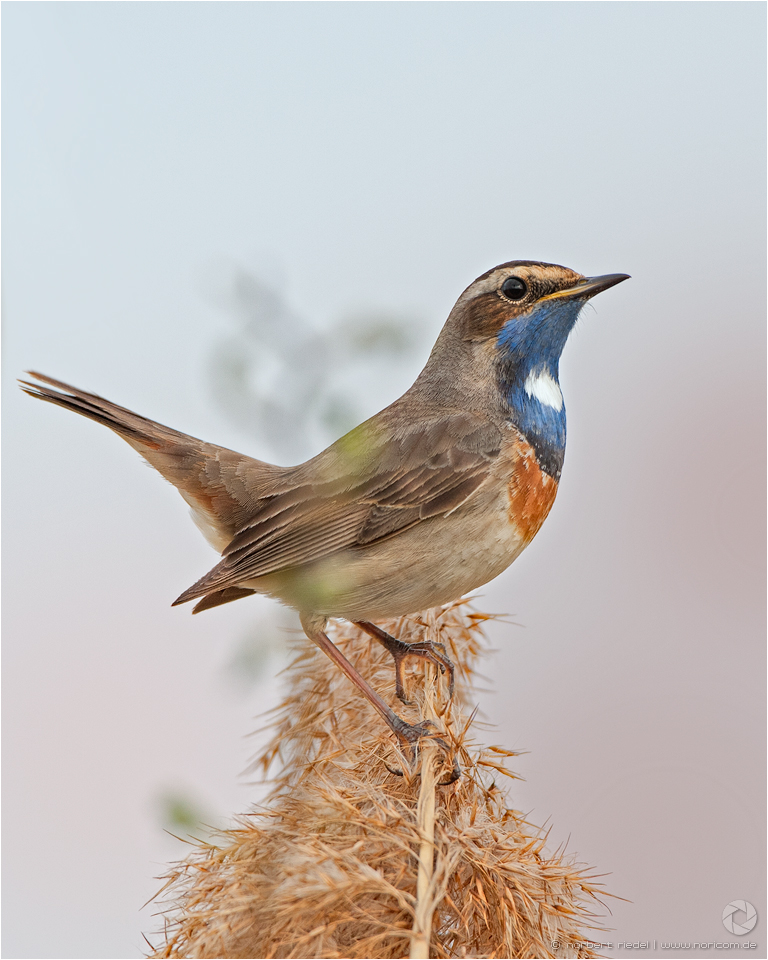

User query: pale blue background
[4,3,765,958]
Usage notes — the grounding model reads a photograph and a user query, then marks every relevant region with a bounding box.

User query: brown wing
[174,413,502,604]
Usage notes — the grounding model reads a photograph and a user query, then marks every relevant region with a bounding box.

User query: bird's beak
[539,273,631,302]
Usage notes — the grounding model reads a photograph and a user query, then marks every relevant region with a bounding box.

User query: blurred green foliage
[206,266,425,465]
[156,789,215,839]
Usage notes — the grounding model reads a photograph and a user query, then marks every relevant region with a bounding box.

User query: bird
[21,260,628,768]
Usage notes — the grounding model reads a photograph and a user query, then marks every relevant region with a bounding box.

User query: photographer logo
[722,901,757,935]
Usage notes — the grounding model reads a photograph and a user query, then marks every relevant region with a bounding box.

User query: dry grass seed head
[150,601,609,959]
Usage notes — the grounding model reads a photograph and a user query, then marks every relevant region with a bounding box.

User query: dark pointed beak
[540,273,631,302]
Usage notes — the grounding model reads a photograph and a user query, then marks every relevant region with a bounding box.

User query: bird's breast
[505,435,559,544]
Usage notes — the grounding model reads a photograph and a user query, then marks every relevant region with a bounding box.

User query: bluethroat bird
[22,261,628,771]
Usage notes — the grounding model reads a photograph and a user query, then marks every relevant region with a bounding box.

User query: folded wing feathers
[23,374,503,610]
[176,418,501,604]
[173,504,369,603]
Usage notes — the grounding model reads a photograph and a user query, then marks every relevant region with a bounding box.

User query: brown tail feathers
[20,371,286,562]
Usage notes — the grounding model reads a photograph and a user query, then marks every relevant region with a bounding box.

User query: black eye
[501,276,528,301]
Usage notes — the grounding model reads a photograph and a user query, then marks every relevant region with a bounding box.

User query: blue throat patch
[494,299,583,481]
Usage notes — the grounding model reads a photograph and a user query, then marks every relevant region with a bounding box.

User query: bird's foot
[355,621,455,703]
[302,619,461,783]
[385,717,461,785]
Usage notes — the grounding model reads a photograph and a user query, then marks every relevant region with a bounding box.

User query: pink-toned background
[4,4,765,957]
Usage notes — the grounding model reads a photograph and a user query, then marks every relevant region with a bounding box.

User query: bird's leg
[300,613,459,781]
[354,620,455,703]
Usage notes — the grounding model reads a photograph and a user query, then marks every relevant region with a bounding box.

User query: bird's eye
[501,276,528,301]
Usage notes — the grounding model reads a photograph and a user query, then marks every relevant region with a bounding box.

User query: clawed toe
[438,755,462,785]
[398,640,454,691]
[393,718,437,745]
[354,621,456,701]
[385,718,462,783]
[408,640,455,697]
[383,754,461,785]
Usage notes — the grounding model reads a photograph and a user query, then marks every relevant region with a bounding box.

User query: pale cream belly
[244,487,529,621]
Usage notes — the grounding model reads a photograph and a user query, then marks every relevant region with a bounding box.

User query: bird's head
[454,260,629,365]
[443,260,629,479]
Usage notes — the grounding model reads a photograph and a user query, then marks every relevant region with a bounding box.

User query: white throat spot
[524,368,563,411]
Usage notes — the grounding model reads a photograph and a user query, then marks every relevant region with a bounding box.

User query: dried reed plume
[149,601,608,959]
